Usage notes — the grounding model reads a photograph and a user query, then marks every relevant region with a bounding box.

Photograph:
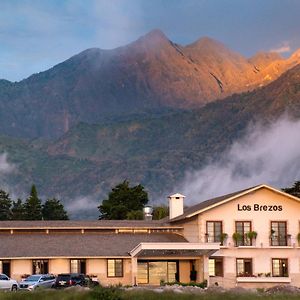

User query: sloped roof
[170,184,300,222]
[0,219,173,229]
[0,233,187,258]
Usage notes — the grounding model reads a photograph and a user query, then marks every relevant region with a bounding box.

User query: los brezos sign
[237,204,283,211]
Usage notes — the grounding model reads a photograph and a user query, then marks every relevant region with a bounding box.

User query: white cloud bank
[181,116,300,204]
[66,195,99,219]
[0,153,14,175]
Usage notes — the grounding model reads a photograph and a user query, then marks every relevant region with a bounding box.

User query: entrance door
[2,261,10,277]
[137,261,178,285]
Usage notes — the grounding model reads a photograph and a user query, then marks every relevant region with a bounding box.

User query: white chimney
[168,193,185,219]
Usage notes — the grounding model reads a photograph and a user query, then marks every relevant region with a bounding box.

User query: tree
[11,199,25,220]
[24,185,43,220]
[126,210,144,220]
[282,181,300,198]
[42,198,69,220]
[152,206,169,220]
[98,180,148,220]
[0,189,12,220]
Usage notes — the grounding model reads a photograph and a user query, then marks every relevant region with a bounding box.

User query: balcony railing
[205,235,221,244]
[270,235,291,246]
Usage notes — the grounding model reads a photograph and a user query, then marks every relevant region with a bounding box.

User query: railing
[235,235,252,247]
[205,234,225,246]
[270,235,291,246]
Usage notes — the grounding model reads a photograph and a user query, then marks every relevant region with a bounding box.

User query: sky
[1,0,300,81]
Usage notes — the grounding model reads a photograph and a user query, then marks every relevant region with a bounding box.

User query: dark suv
[54,273,85,288]
[54,273,99,288]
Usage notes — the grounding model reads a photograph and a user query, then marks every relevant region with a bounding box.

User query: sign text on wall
[237,204,283,211]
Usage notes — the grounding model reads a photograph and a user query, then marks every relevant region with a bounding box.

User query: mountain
[0,29,300,139]
[1,63,300,215]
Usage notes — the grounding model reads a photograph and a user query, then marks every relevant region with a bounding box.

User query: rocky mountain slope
[0,29,300,139]
[1,63,300,213]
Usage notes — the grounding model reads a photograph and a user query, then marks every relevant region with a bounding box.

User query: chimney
[168,193,185,219]
[143,206,153,221]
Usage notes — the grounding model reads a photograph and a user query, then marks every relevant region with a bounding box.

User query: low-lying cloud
[66,195,99,219]
[0,152,14,174]
[181,116,300,204]
[0,153,15,190]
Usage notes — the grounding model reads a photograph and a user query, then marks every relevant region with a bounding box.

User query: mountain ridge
[0,29,300,139]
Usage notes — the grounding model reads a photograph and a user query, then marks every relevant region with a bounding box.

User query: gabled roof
[170,184,300,222]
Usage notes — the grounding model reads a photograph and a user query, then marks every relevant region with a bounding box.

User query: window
[32,260,48,274]
[206,221,222,243]
[137,260,178,284]
[0,274,8,280]
[271,222,287,246]
[209,258,223,277]
[0,260,10,277]
[107,259,123,277]
[235,221,251,246]
[272,259,288,277]
[70,259,86,274]
[236,258,252,277]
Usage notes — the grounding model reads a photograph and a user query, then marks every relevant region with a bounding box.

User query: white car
[0,273,18,291]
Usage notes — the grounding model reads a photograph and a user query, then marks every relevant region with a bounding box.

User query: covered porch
[130,242,219,286]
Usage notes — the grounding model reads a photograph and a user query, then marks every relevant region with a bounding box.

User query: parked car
[0,273,18,291]
[19,274,56,291]
[84,275,100,288]
[54,273,99,288]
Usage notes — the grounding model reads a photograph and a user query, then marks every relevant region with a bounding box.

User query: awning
[130,242,220,257]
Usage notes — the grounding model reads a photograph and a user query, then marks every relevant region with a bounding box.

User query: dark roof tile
[0,233,187,258]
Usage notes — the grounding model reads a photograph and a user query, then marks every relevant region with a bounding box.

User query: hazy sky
[1,0,300,81]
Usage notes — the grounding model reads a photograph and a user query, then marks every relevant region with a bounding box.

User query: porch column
[131,257,138,286]
[195,258,202,282]
[203,255,210,286]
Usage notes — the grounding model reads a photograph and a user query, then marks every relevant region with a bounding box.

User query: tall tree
[98,180,148,220]
[24,185,43,220]
[152,206,169,220]
[11,199,25,220]
[42,198,69,220]
[0,189,12,220]
[282,181,300,198]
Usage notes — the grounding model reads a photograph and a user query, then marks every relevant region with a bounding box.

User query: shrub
[90,286,122,300]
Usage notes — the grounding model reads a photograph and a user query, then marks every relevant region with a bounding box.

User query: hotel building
[0,184,300,288]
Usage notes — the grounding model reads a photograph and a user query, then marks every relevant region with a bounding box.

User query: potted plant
[247,231,257,240]
[205,233,209,242]
[246,231,257,245]
[220,233,228,245]
[232,232,243,246]
[297,233,300,245]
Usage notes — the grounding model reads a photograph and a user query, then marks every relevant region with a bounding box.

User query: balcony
[205,233,228,246]
[270,235,291,247]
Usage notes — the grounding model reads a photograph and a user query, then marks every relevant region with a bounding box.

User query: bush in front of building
[90,285,122,300]
[160,280,208,289]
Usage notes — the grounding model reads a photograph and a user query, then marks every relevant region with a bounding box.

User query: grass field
[1,287,300,300]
